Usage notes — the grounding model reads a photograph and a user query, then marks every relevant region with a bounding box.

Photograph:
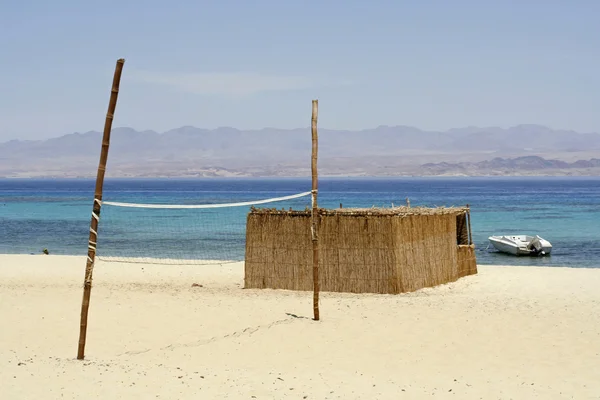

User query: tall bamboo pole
[466,204,473,245]
[311,100,320,321]
[77,58,125,360]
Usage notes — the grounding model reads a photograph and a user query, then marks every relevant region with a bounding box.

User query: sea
[1,177,599,268]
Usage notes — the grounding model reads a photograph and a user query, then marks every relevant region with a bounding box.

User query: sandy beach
[1,255,599,399]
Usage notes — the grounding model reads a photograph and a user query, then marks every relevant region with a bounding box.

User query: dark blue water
[1,177,599,267]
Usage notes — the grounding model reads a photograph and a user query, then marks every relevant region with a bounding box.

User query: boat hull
[488,235,552,256]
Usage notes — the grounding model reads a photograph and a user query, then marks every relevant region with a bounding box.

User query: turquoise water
[1,177,599,267]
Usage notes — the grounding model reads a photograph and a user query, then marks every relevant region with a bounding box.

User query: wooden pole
[311,99,320,321]
[466,204,473,245]
[77,58,125,360]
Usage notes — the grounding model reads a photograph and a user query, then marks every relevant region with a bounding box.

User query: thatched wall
[245,207,477,294]
[457,244,478,278]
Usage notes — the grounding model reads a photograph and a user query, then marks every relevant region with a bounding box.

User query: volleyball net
[96,191,312,265]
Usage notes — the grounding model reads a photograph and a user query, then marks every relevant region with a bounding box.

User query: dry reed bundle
[249,206,469,217]
[457,245,478,278]
[245,206,477,295]
[321,206,469,216]
[245,212,312,291]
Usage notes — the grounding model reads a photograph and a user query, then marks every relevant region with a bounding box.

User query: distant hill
[420,156,600,176]
[1,125,599,177]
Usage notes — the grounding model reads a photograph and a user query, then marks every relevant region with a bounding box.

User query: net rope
[103,191,311,209]
[96,191,311,265]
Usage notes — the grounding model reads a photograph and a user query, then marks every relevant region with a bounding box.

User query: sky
[0,0,599,141]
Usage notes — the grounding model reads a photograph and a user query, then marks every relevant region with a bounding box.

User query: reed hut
[244,206,477,294]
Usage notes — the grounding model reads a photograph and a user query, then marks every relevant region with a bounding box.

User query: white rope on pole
[102,191,312,209]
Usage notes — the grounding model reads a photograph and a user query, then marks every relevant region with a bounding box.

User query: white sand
[1,255,599,399]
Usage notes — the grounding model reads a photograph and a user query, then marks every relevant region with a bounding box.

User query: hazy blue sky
[1,0,598,141]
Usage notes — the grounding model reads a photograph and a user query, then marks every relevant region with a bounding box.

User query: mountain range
[1,124,599,177]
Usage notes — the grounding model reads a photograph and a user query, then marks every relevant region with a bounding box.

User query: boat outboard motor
[528,236,545,256]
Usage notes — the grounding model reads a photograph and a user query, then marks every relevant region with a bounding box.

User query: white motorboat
[488,235,552,256]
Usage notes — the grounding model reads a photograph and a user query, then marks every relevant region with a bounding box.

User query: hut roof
[249,206,468,217]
